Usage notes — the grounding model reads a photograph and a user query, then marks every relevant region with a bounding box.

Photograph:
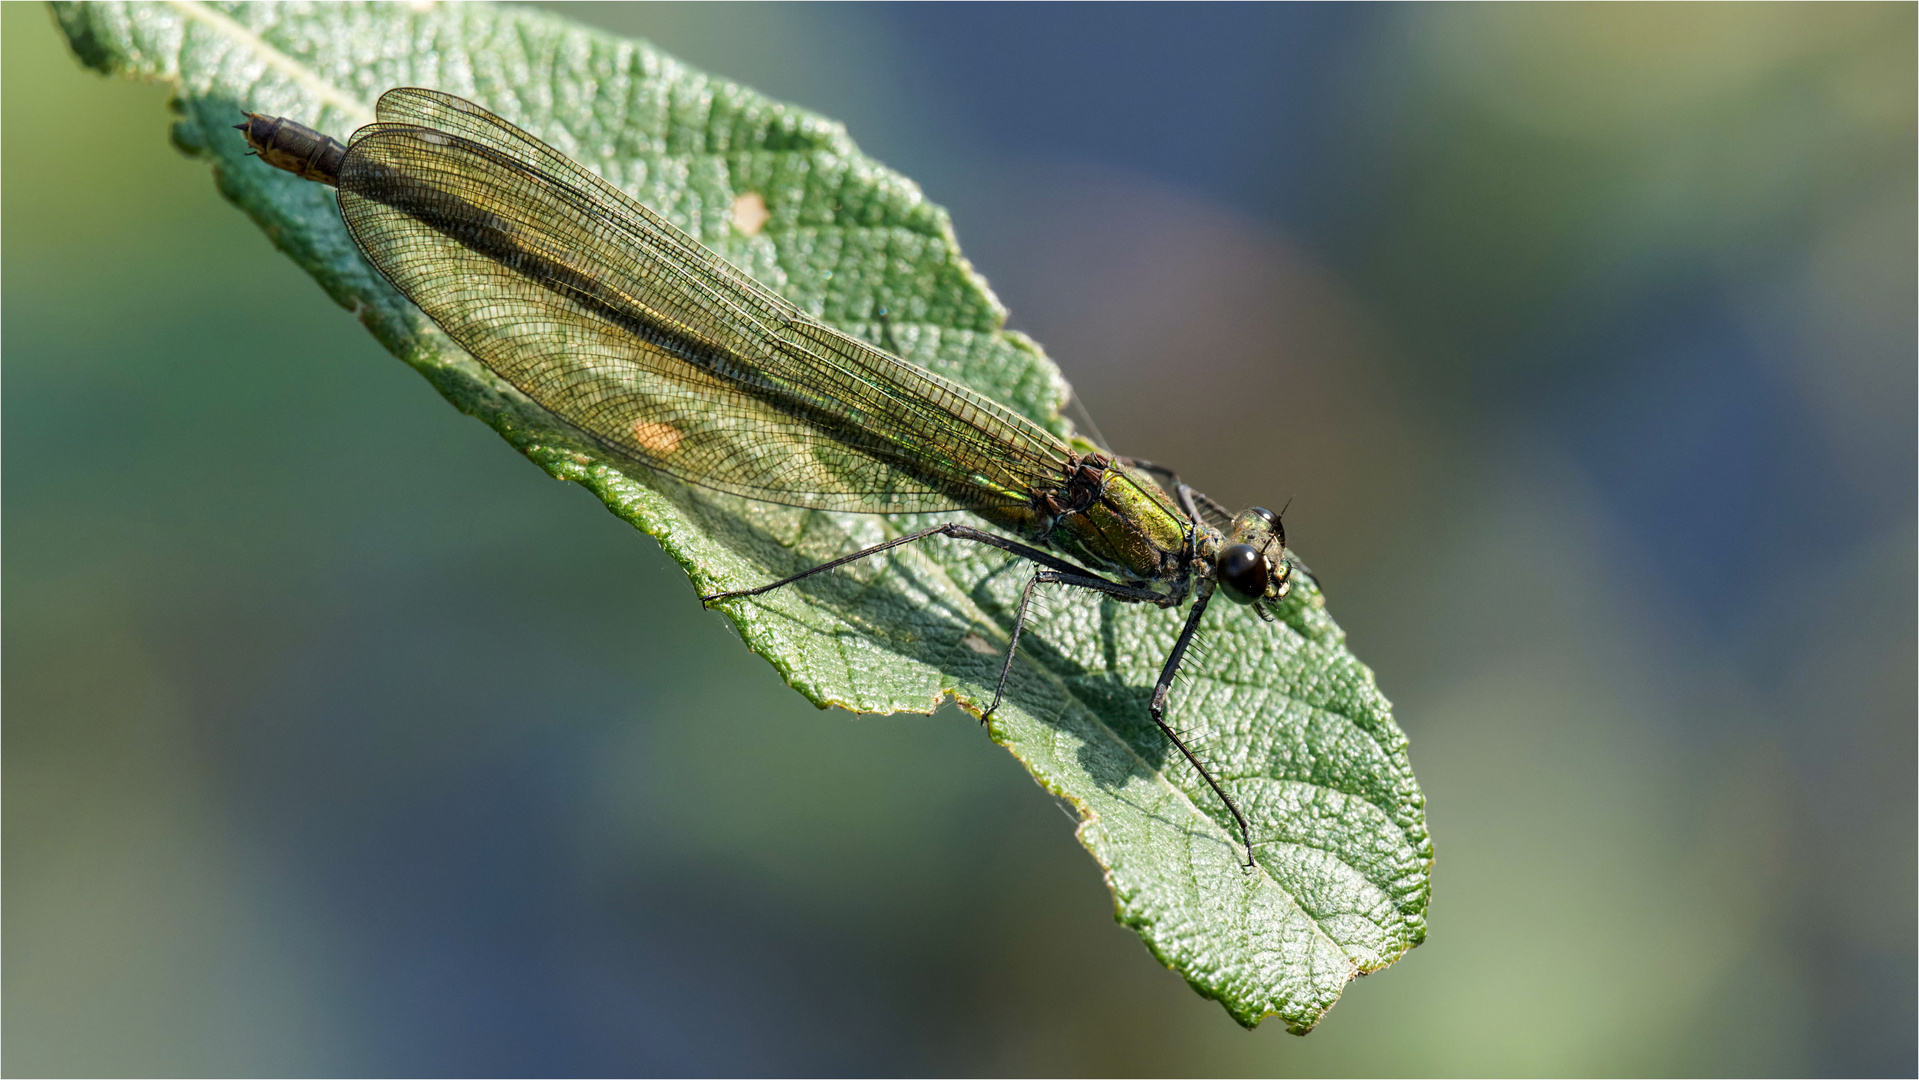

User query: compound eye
[1246,504,1287,548]
[1217,543,1270,604]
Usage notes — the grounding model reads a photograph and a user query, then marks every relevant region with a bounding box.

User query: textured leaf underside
[52,0,1430,1031]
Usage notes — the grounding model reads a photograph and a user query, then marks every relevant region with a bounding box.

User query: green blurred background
[5,2,1913,1075]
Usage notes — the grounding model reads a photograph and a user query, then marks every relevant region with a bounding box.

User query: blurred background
[5,2,1913,1074]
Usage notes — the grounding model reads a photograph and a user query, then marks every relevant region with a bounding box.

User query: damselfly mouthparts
[240,89,1309,865]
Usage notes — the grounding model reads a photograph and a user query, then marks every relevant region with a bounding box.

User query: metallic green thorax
[1054,462,1194,596]
[975,453,1197,602]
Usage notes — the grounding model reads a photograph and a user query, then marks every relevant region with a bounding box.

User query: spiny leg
[1146,588,1256,869]
[982,568,1164,724]
[701,522,1112,604]
[704,521,1156,722]
[982,571,1045,726]
[703,522,1253,864]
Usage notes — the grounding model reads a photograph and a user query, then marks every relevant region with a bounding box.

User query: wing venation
[331,88,1070,513]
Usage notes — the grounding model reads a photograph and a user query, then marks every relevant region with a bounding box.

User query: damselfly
[240,88,1310,864]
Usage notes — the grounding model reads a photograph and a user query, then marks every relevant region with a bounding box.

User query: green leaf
[52,0,1430,1031]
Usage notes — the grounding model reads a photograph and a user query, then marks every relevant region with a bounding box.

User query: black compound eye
[1217,543,1270,604]
[1247,504,1286,548]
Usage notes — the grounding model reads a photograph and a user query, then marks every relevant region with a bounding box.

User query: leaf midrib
[168,0,372,123]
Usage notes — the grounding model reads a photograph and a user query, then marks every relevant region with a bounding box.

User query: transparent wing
[335,89,1070,513]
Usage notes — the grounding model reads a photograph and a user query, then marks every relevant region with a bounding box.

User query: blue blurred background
[6,2,1913,1074]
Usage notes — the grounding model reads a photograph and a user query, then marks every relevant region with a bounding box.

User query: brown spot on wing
[631,421,683,455]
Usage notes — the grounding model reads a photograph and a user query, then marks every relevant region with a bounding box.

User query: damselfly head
[1217,505,1293,605]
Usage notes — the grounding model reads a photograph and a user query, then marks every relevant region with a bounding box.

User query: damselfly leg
[702,527,1256,866]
